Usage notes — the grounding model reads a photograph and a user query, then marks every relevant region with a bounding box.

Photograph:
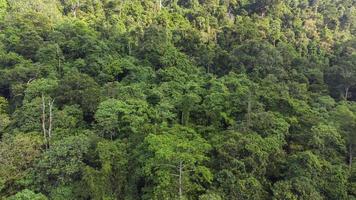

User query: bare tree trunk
[72,1,80,18]
[41,94,47,149]
[72,7,76,18]
[41,95,55,149]
[157,0,162,10]
[179,161,183,199]
[314,1,319,15]
[345,86,350,101]
[261,9,266,17]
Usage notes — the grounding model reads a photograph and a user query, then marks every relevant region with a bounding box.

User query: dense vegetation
[0,0,355,199]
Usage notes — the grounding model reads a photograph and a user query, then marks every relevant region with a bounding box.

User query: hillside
[0,0,355,199]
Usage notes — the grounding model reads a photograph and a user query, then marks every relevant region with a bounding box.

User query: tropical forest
[0,0,355,199]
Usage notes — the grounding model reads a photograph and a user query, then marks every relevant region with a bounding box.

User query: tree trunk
[158,0,162,10]
[261,9,266,17]
[72,1,80,18]
[72,7,76,18]
[179,161,183,199]
[345,86,350,101]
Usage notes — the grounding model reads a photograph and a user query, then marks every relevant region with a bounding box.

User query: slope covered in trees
[0,0,355,199]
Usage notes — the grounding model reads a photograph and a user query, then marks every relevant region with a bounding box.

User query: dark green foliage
[35,134,91,190]
[56,72,100,119]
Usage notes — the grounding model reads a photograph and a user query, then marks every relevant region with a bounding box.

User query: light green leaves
[6,189,47,200]
[95,98,149,139]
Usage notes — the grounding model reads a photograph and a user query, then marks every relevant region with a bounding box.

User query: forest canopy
[0,0,355,199]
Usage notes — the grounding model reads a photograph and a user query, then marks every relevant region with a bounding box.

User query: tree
[94,98,149,139]
[0,0,7,20]
[35,43,65,77]
[144,125,212,199]
[326,39,356,100]
[249,111,289,137]
[213,131,285,186]
[199,192,222,200]
[1,10,54,60]
[140,24,172,69]
[331,103,356,169]
[12,97,44,133]
[215,170,268,200]
[6,0,61,22]
[20,78,58,146]
[83,140,128,199]
[0,97,10,134]
[0,133,43,196]
[23,78,58,102]
[281,151,349,199]
[54,105,84,131]
[201,78,232,127]
[50,19,102,63]
[56,72,100,119]
[6,189,47,200]
[272,177,323,200]
[250,0,281,16]
[35,134,91,192]
[41,94,55,149]
[307,123,345,161]
[232,41,285,79]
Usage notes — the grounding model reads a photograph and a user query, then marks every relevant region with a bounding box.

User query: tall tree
[326,39,356,100]
[144,125,212,199]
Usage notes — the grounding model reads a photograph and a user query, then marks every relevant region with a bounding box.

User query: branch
[26,77,36,85]
[157,163,178,169]
[170,173,179,177]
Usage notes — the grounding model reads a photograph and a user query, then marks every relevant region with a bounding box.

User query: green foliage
[0,97,10,134]
[11,97,44,132]
[144,125,212,199]
[326,39,356,100]
[0,133,43,195]
[198,192,222,200]
[56,72,100,116]
[0,0,7,20]
[6,189,47,200]
[35,134,91,192]
[0,0,355,199]
[95,98,149,139]
[83,140,128,199]
[24,78,58,101]
[307,123,345,160]
[272,177,323,200]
